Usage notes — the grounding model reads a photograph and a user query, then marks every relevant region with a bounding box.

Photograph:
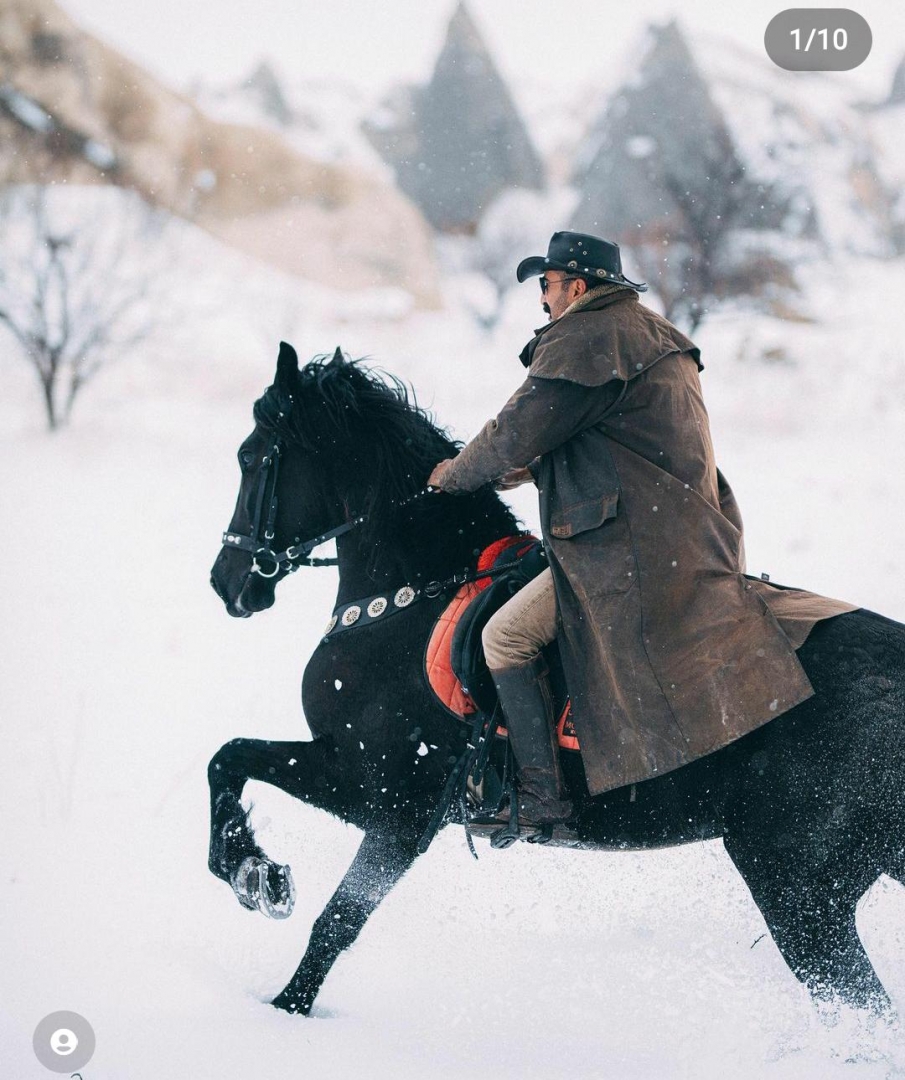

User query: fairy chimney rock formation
[569,18,902,320]
[364,1,545,232]
[571,20,780,242]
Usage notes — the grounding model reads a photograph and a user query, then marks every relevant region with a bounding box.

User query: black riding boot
[492,653,573,826]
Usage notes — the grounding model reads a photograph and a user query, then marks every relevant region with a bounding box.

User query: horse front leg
[207,737,331,915]
[271,825,423,1015]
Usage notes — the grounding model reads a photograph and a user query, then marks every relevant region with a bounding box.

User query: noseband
[221,437,432,578]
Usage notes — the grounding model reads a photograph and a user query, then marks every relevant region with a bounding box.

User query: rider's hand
[493,467,534,491]
[427,459,456,491]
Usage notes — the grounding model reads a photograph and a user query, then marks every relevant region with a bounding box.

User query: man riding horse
[428,230,852,830]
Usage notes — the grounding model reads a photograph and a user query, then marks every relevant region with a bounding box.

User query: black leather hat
[516,230,648,292]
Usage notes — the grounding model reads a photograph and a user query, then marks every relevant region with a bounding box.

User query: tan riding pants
[482,567,558,672]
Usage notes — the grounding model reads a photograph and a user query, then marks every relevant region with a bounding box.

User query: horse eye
[240,450,255,469]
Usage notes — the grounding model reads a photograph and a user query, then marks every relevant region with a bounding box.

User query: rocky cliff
[0,0,439,302]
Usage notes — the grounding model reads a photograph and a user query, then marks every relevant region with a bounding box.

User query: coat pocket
[549,492,619,539]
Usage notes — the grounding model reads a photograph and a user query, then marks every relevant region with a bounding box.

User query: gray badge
[764,9,871,71]
[33,1011,96,1072]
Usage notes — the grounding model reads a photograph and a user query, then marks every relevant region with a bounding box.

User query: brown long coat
[442,288,854,796]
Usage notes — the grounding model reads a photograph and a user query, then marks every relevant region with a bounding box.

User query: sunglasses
[539,275,579,294]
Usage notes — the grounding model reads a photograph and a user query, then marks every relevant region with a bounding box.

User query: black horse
[209,342,905,1017]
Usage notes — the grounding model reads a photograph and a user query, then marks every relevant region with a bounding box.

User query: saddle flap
[449,575,522,713]
[450,538,547,714]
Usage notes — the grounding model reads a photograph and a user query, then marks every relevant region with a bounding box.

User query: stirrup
[490,789,521,849]
[231,856,296,919]
[526,825,555,844]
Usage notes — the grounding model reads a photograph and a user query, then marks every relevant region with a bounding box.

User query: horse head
[210,341,481,616]
[211,341,346,616]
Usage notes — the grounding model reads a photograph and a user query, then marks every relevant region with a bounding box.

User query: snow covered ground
[3,225,905,1077]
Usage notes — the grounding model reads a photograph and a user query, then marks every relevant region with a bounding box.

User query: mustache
[542,303,551,315]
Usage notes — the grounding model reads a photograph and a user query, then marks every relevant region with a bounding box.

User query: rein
[221,436,534,625]
[221,436,437,578]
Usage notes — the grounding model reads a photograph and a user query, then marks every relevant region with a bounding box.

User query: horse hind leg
[725,840,889,1012]
[766,888,888,1012]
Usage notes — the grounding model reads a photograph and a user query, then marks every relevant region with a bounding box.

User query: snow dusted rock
[0,0,440,304]
[886,54,905,107]
[363,1,545,233]
[195,63,390,174]
[570,18,902,325]
[238,60,294,128]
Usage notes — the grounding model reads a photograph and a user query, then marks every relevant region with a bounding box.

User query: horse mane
[253,352,522,576]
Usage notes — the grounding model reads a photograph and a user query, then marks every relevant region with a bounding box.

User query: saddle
[424,536,580,752]
[449,539,548,713]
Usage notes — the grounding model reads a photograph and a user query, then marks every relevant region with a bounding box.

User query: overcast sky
[58,0,903,102]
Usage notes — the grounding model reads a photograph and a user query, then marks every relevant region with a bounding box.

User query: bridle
[221,436,434,579]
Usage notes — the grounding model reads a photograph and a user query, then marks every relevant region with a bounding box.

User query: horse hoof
[231,856,296,919]
[271,989,310,1015]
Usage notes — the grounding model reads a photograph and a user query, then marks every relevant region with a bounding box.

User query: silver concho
[367,597,388,618]
[394,586,416,608]
[567,259,578,269]
[596,268,607,277]
[341,605,362,626]
[323,614,338,635]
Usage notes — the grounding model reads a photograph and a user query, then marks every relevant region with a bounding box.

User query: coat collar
[519,288,638,369]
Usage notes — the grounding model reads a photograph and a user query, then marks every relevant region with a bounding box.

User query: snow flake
[626,135,657,159]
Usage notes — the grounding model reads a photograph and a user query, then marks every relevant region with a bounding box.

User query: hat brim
[516,255,559,282]
[517,254,650,292]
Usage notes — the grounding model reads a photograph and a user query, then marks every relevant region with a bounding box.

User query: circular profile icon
[50,1028,78,1055]
[33,1011,96,1072]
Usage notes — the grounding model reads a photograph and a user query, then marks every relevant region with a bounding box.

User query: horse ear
[276,341,298,388]
[331,346,344,364]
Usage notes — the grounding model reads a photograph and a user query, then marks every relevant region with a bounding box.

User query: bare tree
[0,184,175,429]
[474,187,579,330]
